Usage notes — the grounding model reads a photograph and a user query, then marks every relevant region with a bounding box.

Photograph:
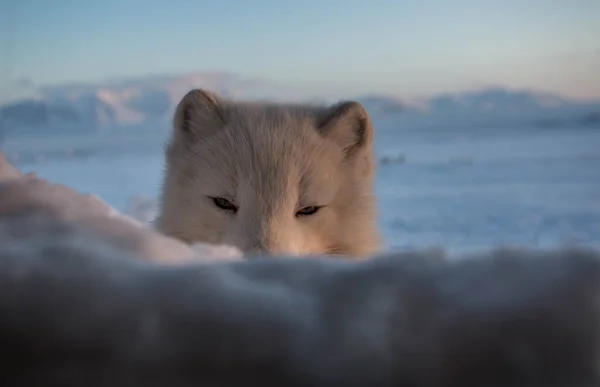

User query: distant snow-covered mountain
[0,72,299,136]
[1,72,599,137]
[425,87,600,129]
[355,87,600,131]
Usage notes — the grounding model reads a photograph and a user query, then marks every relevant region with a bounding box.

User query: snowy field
[8,127,600,255]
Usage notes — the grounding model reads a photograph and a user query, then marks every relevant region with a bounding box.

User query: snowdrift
[1,151,600,387]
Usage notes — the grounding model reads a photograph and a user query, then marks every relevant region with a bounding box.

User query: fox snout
[225,223,306,257]
[235,236,301,257]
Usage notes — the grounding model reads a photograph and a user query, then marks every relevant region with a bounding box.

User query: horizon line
[2,69,600,106]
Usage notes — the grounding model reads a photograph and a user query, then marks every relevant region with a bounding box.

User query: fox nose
[243,241,303,258]
[243,240,277,257]
[241,235,299,257]
[231,218,296,257]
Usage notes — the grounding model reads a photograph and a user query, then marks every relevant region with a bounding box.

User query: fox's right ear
[173,88,227,140]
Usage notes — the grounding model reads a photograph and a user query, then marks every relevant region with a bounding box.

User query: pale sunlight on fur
[156,88,381,258]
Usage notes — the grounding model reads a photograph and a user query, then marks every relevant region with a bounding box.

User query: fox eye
[295,205,321,217]
[211,197,238,214]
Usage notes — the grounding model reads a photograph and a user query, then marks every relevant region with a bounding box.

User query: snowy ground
[9,126,600,255]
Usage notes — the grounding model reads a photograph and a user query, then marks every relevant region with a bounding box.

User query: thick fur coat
[156,89,381,258]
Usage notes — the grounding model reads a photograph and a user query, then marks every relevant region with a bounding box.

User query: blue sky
[0,0,599,103]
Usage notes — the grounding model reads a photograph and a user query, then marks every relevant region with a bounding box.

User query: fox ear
[173,88,226,140]
[316,101,374,157]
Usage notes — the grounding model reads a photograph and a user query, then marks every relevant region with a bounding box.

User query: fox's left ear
[316,101,374,158]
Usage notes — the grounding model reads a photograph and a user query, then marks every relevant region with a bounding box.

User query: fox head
[156,88,380,258]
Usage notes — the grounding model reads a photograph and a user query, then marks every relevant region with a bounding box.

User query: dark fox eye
[296,206,321,217]
[211,197,238,214]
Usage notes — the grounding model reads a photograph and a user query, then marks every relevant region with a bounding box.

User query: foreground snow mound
[0,153,242,263]
[2,151,600,386]
[123,194,158,224]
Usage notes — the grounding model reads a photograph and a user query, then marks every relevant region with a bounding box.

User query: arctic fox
[155,88,381,258]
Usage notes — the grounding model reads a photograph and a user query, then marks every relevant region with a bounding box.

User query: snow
[8,125,600,256]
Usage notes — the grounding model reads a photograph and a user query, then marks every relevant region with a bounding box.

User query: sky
[0,0,599,104]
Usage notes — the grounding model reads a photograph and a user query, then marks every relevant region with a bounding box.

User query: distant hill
[355,87,600,131]
[0,72,296,136]
[1,72,599,137]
